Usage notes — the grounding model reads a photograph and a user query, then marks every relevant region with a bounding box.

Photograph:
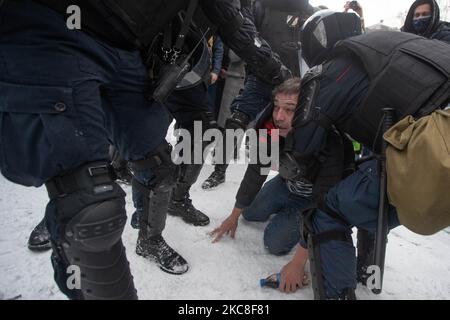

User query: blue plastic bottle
[260,273,281,288]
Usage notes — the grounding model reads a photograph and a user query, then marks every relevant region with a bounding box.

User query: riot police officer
[0,0,290,299]
[279,10,450,299]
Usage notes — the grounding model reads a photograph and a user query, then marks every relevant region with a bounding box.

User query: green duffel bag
[383,109,450,235]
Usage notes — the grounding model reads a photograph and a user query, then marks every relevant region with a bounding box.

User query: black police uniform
[0,0,288,299]
[280,28,450,299]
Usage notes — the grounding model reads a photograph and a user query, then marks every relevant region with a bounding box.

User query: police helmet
[301,10,362,67]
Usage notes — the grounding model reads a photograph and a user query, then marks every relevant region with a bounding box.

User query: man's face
[272,92,298,137]
[414,3,432,19]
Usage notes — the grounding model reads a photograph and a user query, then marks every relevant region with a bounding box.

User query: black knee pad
[64,196,126,252]
[45,161,137,300]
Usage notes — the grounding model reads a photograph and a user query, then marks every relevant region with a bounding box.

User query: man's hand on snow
[210,207,243,243]
[278,245,309,293]
[279,261,307,293]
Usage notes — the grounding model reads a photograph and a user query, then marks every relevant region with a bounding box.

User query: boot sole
[201,181,225,190]
[136,249,189,275]
[28,242,52,252]
[167,211,210,227]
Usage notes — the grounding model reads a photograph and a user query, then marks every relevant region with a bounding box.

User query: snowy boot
[130,210,140,229]
[169,164,210,226]
[28,217,52,252]
[201,166,226,190]
[136,231,189,275]
[168,195,210,226]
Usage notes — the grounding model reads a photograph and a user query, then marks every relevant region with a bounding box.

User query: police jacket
[284,31,450,187]
[35,0,288,85]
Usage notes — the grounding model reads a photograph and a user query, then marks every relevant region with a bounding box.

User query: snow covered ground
[0,129,449,300]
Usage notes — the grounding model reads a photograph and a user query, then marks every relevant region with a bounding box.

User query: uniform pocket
[0,81,88,186]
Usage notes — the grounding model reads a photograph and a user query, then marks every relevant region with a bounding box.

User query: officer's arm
[200,0,290,85]
[235,163,269,209]
[278,66,329,183]
[278,124,327,183]
[239,0,255,22]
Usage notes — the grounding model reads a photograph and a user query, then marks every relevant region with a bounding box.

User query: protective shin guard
[46,162,137,300]
[63,200,136,300]
[132,178,171,237]
[131,142,177,236]
[303,208,355,300]
[171,163,202,201]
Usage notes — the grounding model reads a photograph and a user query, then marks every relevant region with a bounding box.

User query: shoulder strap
[174,0,199,53]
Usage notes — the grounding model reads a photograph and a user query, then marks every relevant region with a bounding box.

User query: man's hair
[272,77,301,98]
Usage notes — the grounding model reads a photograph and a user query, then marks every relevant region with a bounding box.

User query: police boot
[136,230,189,275]
[356,229,375,286]
[201,165,226,190]
[28,217,52,252]
[133,180,189,275]
[168,164,210,226]
[168,194,210,226]
[130,210,140,229]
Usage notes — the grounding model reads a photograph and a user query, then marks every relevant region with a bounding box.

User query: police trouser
[304,160,400,299]
[166,84,219,201]
[213,73,273,173]
[0,0,173,299]
[130,82,217,222]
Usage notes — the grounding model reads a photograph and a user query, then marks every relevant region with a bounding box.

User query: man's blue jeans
[242,175,311,255]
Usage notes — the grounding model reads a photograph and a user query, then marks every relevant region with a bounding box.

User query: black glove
[272,63,293,84]
[225,110,250,130]
[240,0,253,8]
[252,57,293,85]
